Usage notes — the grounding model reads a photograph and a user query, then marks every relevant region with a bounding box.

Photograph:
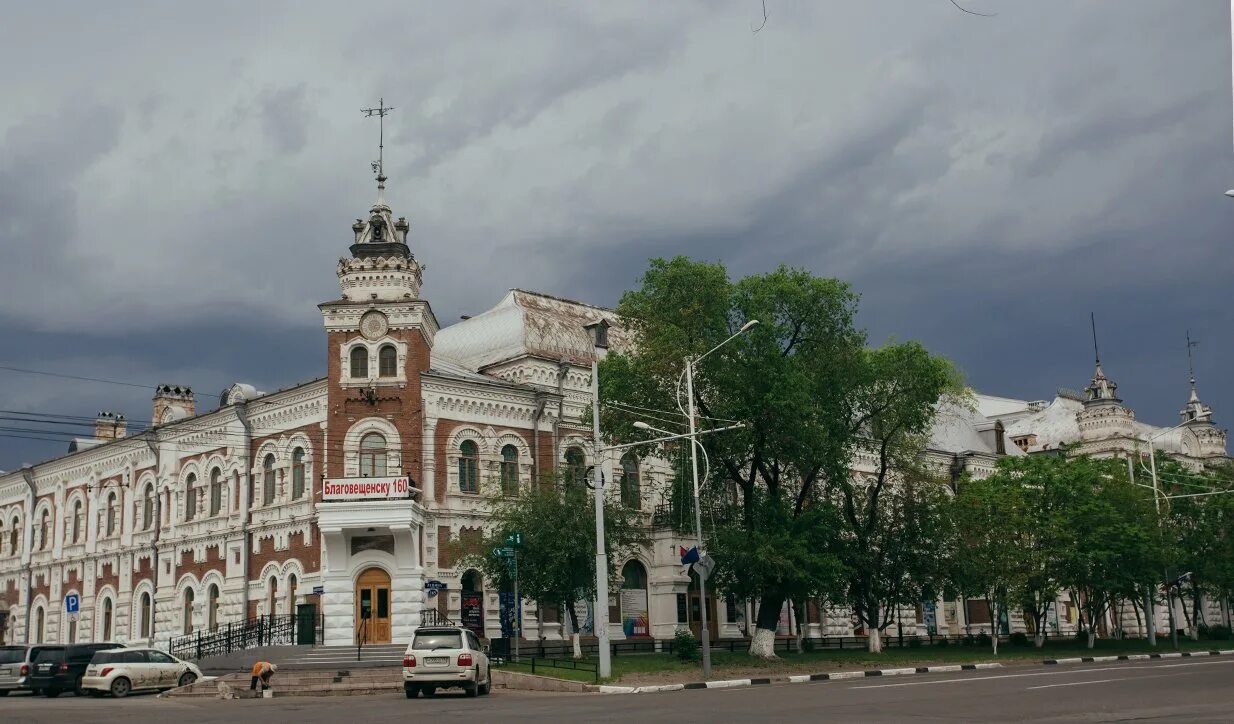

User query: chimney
[153,384,196,426]
[94,411,127,440]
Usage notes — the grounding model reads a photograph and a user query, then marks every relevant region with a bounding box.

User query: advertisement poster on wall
[498,592,522,638]
[620,588,649,637]
[461,593,484,637]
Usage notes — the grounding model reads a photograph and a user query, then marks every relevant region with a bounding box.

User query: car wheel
[464,678,478,698]
[178,672,197,688]
[404,685,419,699]
[43,688,60,698]
[479,667,491,695]
[422,686,436,697]
[74,676,86,696]
[0,690,8,696]
[110,677,131,698]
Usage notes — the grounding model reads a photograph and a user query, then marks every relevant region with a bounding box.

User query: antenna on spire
[1186,329,1199,385]
[361,97,395,200]
[1090,312,1101,366]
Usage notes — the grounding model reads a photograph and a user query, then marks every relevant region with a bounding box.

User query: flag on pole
[679,546,700,565]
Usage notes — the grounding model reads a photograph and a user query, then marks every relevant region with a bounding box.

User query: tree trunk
[565,600,583,659]
[749,593,784,659]
[792,599,805,654]
[1033,632,1045,648]
[868,626,883,653]
[1086,630,1096,649]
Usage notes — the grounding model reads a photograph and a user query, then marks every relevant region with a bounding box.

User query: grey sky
[1,0,1230,468]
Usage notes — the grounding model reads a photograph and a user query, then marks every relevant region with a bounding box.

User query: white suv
[82,647,204,698]
[402,626,491,698]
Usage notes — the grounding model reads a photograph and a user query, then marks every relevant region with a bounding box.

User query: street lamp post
[679,320,758,677]
[586,318,756,680]
[1144,413,1211,650]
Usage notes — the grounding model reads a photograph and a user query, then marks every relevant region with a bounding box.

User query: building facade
[0,177,1228,649]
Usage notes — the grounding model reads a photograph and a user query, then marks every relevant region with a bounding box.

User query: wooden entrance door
[355,567,392,644]
[688,592,718,641]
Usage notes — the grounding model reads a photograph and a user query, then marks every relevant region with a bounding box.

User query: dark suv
[23,643,124,697]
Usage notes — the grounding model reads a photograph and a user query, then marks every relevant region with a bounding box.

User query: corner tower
[319,141,437,485]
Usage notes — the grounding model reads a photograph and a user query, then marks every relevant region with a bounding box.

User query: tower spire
[1186,329,1199,392]
[1090,311,1101,368]
[362,97,395,204]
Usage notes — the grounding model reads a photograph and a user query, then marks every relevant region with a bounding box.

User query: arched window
[462,569,483,593]
[621,560,648,589]
[207,584,220,632]
[291,447,305,500]
[263,454,276,506]
[209,468,223,516]
[359,433,387,478]
[185,473,198,522]
[378,345,397,377]
[183,588,195,635]
[142,484,155,530]
[106,492,118,536]
[139,594,151,641]
[34,606,44,643]
[10,518,19,555]
[564,446,586,489]
[102,597,114,640]
[39,509,50,550]
[267,577,278,616]
[288,574,298,611]
[500,445,519,497]
[71,500,83,544]
[458,440,480,494]
[350,346,368,378]
[621,453,641,509]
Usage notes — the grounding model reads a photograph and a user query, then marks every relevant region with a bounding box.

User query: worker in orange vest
[250,661,278,691]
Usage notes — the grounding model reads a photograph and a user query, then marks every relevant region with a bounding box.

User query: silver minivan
[0,645,33,695]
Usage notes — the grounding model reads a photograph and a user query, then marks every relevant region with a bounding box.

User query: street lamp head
[633,421,652,430]
[1226,189,1234,198]
[739,319,760,333]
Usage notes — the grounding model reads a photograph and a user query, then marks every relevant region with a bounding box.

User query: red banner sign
[322,476,412,501]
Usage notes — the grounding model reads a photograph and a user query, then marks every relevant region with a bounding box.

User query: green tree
[1158,457,1234,636]
[460,477,648,657]
[600,257,958,656]
[1059,456,1158,649]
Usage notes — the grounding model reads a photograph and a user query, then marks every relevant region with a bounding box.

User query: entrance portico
[318,496,426,646]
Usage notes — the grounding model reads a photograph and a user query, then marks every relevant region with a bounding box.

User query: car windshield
[412,631,462,650]
[91,651,120,664]
[0,647,25,664]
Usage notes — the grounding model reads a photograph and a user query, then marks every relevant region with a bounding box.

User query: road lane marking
[848,667,1130,689]
[1025,673,1185,690]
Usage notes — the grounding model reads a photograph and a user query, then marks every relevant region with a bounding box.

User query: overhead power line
[0,364,221,398]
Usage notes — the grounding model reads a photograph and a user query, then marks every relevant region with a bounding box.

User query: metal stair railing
[169,613,322,661]
[420,608,457,627]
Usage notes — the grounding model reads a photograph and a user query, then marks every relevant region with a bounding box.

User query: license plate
[425,657,449,665]
[39,664,53,672]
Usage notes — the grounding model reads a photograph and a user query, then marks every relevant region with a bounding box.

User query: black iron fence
[169,613,324,661]
[420,609,457,627]
[493,655,600,683]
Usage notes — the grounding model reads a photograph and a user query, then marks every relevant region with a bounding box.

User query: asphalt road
[5,657,1234,723]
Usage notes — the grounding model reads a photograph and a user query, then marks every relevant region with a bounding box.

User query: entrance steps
[278,644,407,669]
[166,667,404,698]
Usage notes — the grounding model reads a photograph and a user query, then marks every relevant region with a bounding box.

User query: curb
[1043,648,1234,666]
[593,662,1003,695]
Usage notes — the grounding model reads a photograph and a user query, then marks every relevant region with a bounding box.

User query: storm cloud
[1,0,1230,468]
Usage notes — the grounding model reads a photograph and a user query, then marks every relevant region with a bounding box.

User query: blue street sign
[425,580,448,598]
[312,585,324,596]
[65,594,80,614]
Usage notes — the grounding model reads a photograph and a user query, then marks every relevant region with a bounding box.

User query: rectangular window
[459,458,479,494]
[377,589,389,619]
[676,594,688,624]
[966,599,992,625]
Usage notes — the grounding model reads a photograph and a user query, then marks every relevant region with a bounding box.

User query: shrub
[975,632,992,648]
[1203,624,1231,641]
[801,636,816,652]
[1073,628,1089,643]
[1010,631,1030,647]
[962,634,976,647]
[935,637,950,647]
[908,637,923,649]
[673,628,700,661]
